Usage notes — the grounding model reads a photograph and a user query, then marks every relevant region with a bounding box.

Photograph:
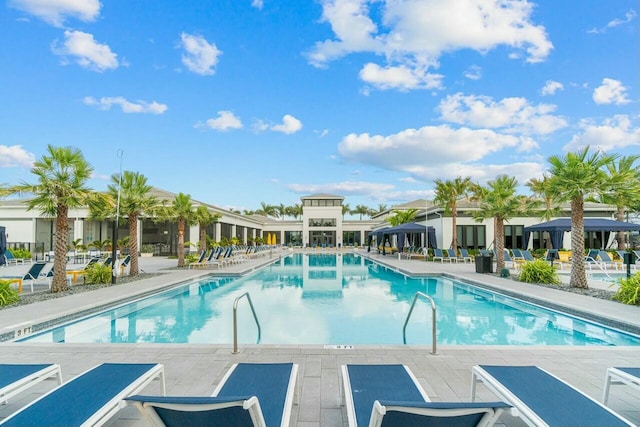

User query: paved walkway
[0,250,638,426]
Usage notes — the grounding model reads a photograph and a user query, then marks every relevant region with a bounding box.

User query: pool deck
[1,249,638,426]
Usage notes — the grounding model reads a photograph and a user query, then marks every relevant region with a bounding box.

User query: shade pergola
[523,218,640,249]
[382,222,437,250]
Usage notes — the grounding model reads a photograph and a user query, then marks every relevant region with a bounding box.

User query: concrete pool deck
[1,249,638,426]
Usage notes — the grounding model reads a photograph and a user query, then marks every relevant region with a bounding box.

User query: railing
[232,292,261,354]
[403,291,437,354]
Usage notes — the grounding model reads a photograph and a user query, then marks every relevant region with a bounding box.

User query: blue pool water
[21,253,639,346]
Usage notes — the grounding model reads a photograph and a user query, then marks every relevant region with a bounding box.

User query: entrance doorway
[309,231,335,247]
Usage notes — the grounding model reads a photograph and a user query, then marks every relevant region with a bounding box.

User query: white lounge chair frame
[470,365,634,427]
[0,364,62,404]
[603,367,640,405]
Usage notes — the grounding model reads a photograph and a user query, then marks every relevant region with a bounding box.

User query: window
[456,225,486,249]
[342,231,361,246]
[504,225,524,249]
[309,218,336,227]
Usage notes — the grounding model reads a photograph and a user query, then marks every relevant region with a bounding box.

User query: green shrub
[84,263,112,284]
[613,272,640,305]
[518,259,561,285]
[10,248,32,260]
[140,244,155,254]
[185,253,199,265]
[0,279,20,306]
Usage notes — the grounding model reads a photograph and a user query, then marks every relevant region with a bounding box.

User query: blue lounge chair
[0,262,47,293]
[343,364,509,427]
[127,362,298,427]
[471,365,634,427]
[0,363,165,427]
[187,250,209,269]
[445,248,458,263]
[520,249,535,262]
[432,248,445,262]
[603,367,640,406]
[459,248,473,263]
[0,364,62,403]
[598,251,621,270]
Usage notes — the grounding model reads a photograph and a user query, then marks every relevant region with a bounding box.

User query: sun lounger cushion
[0,363,164,427]
[0,364,62,403]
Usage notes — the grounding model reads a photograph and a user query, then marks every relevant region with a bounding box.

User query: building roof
[301,193,345,200]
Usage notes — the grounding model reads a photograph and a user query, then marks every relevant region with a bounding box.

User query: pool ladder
[403,292,437,354]
[232,292,261,354]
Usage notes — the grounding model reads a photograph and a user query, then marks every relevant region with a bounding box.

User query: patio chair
[445,248,458,262]
[597,251,620,270]
[0,364,62,404]
[602,367,640,406]
[3,251,31,266]
[520,250,536,262]
[459,248,473,263]
[615,251,637,270]
[187,250,209,269]
[0,363,165,427]
[119,254,132,275]
[432,248,445,262]
[470,365,634,427]
[510,248,524,261]
[127,362,298,427]
[0,262,47,293]
[342,364,509,427]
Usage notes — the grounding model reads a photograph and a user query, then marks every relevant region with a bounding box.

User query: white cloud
[271,114,303,134]
[464,65,482,80]
[437,93,567,135]
[338,124,540,182]
[563,115,640,152]
[593,78,631,105]
[179,33,222,76]
[251,0,263,9]
[588,9,637,34]
[307,0,552,91]
[200,111,243,131]
[541,80,563,96]
[0,145,35,168]
[287,181,395,196]
[52,30,119,72]
[9,0,100,27]
[83,96,167,114]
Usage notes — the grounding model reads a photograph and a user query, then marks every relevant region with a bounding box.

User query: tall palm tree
[352,204,370,220]
[342,203,351,219]
[276,203,287,219]
[600,155,640,250]
[6,145,94,292]
[289,203,302,219]
[193,206,221,251]
[472,175,527,272]
[257,202,278,218]
[111,171,157,277]
[433,176,473,249]
[526,175,562,249]
[547,147,618,289]
[157,193,195,268]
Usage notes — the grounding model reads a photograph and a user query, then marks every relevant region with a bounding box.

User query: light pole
[111,150,123,284]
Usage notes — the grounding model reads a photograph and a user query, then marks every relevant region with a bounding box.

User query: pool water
[21,253,640,346]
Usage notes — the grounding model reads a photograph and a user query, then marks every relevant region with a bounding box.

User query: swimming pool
[21,253,640,346]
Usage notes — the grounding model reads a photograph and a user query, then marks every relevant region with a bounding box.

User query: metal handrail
[232,292,261,354]
[403,291,437,354]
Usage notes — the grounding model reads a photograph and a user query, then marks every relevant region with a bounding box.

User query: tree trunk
[52,204,69,292]
[569,197,588,288]
[128,213,139,277]
[199,225,206,252]
[177,219,185,267]
[451,207,458,249]
[615,206,626,250]
[495,217,505,272]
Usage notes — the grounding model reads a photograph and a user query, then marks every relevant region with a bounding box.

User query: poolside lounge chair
[3,251,31,266]
[459,248,473,263]
[119,254,131,275]
[603,367,640,406]
[127,362,298,427]
[511,248,524,261]
[0,262,47,293]
[188,249,210,269]
[0,364,62,403]
[520,249,535,262]
[445,248,459,262]
[598,251,621,270]
[432,248,445,262]
[470,365,634,427]
[0,363,165,427]
[342,364,509,427]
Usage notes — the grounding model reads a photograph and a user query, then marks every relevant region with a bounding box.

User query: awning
[523,218,640,249]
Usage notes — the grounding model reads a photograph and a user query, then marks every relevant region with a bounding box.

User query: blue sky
[1,0,638,214]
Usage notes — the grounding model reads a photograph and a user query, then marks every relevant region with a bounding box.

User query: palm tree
[472,175,527,272]
[6,145,94,292]
[526,175,562,249]
[352,204,370,220]
[433,176,473,249]
[387,208,418,226]
[157,193,195,268]
[342,203,351,219]
[111,171,158,277]
[257,202,278,218]
[243,209,255,216]
[276,203,287,219]
[289,203,302,219]
[193,206,221,251]
[600,155,640,250]
[547,147,618,289]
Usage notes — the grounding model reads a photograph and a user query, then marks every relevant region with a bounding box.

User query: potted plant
[140,244,155,257]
